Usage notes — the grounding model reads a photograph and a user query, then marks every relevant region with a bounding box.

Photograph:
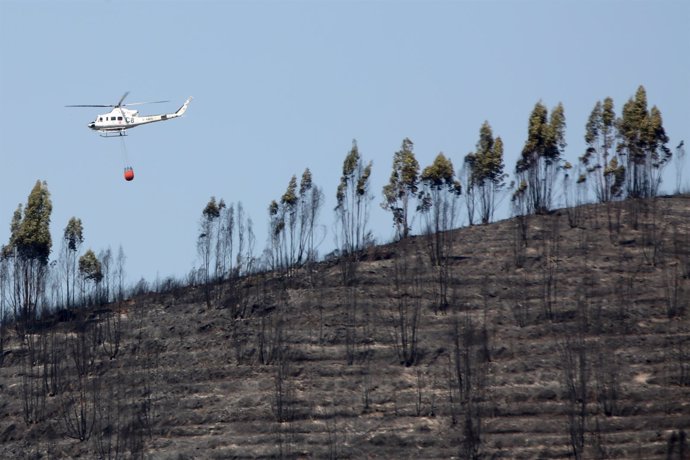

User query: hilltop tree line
[245,85,681,272]
[1,85,686,322]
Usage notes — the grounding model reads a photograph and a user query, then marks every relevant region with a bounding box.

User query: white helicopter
[66,92,192,136]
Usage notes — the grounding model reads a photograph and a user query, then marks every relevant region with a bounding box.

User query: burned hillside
[1,196,690,459]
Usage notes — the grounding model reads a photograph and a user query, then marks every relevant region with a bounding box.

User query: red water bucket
[124,166,134,181]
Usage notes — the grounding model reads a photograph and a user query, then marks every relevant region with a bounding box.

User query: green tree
[13,181,53,263]
[217,202,234,281]
[465,121,507,224]
[382,138,420,239]
[268,169,323,272]
[2,180,52,328]
[78,249,103,305]
[336,139,373,255]
[268,198,284,270]
[198,197,221,305]
[62,217,84,308]
[267,175,298,271]
[418,152,462,263]
[282,175,299,267]
[617,85,672,198]
[580,98,625,202]
[515,102,566,214]
[297,168,323,265]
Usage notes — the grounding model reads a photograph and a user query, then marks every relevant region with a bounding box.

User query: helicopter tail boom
[124,97,192,128]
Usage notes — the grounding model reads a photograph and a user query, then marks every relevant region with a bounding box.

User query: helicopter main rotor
[65,92,169,108]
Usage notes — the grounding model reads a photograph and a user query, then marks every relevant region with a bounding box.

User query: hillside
[1,196,689,459]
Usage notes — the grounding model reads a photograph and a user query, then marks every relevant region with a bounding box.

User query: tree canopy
[5,180,53,263]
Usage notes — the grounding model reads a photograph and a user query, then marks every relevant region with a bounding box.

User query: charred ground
[1,196,689,459]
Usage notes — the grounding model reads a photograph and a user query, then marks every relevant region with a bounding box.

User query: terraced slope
[1,196,689,458]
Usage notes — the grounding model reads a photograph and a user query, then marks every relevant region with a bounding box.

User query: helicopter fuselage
[88,97,192,134]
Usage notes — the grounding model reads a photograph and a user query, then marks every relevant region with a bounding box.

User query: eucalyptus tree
[267,169,323,271]
[297,168,323,265]
[198,197,221,305]
[61,217,84,308]
[215,202,234,282]
[464,121,507,224]
[0,256,8,365]
[3,180,52,330]
[514,102,567,214]
[267,175,298,270]
[418,152,462,310]
[579,98,625,202]
[115,245,126,301]
[675,141,686,194]
[382,138,420,239]
[460,159,477,226]
[418,153,462,262]
[281,175,299,268]
[78,249,103,306]
[97,247,112,304]
[198,197,221,280]
[335,139,373,255]
[235,202,256,276]
[336,140,373,364]
[268,200,283,271]
[617,85,672,198]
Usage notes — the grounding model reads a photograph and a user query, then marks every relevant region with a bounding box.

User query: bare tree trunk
[390,245,422,367]
[560,331,589,460]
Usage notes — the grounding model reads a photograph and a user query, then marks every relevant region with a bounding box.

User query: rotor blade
[115,92,130,107]
[65,104,114,108]
[123,100,170,106]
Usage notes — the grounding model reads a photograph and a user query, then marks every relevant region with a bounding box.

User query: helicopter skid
[99,130,127,138]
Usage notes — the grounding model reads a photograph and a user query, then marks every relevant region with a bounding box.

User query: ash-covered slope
[1,196,689,459]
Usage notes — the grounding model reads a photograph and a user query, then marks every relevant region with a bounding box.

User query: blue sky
[1,0,688,284]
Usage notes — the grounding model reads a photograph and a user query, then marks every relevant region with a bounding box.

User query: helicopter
[66,92,192,181]
[66,92,192,137]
